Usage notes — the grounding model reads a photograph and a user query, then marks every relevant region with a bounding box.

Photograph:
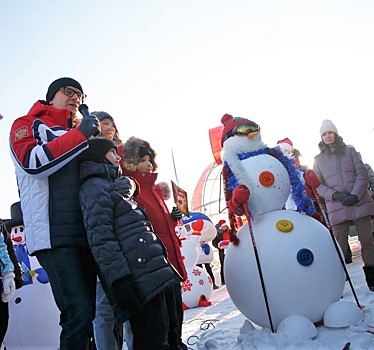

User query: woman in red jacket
[122,136,188,350]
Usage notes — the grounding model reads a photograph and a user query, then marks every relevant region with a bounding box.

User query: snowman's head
[181,212,216,242]
[11,224,25,245]
[175,224,188,240]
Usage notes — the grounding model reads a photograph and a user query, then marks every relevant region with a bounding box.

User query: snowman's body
[234,154,291,216]
[4,225,60,349]
[225,210,345,329]
[179,224,213,309]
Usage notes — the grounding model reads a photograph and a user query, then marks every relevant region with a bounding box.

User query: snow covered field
[182,254,374,350]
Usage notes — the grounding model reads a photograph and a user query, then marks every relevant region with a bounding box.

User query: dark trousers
[218,249,225,284]
[129,292,169,350]
[35,246,98,350]
[164,283,186,350]
[197,263,216,285]
[0,300,9,344]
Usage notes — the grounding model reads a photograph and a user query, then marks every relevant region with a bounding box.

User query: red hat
[277,137,294,153]
[218,219,228,228]
[220,114,254,146]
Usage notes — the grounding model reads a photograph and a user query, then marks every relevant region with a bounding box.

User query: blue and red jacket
[9,101,89,254]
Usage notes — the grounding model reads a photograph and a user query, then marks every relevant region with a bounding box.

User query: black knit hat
[46,77,84,103]
[81,138,117,164]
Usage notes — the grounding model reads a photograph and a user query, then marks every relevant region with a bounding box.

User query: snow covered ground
[182,254,374,350]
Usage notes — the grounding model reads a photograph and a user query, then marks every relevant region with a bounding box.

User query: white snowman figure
[179,219,213,310]
[181,211,216,266]
[219,114,363,338]
[4,202,60,350]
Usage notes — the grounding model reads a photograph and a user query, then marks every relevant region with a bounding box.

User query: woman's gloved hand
[342,194,359,206]
[332,191,349,202]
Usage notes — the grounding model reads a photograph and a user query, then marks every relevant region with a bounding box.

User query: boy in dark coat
[79,137,181,350]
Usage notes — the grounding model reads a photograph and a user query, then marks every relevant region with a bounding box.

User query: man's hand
[78,114,100,138]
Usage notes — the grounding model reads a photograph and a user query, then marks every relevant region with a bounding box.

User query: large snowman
[177,219,213,309]
[219,114,363,337]
[4,202,60,350]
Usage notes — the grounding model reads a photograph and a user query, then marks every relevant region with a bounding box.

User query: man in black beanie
[9,77,100,350]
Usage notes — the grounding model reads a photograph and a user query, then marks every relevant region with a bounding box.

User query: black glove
[332,191,349,202]
[171,206,183,221]
[114,176,138,199]
[342,194,359,206]
[78,114,100,139]
[111,276,143,314]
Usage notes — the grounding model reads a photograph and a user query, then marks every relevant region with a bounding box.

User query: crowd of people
[1,76,374,350]
[4,77,188,350]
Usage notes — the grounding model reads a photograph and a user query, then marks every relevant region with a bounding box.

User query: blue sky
[1,0,374,218]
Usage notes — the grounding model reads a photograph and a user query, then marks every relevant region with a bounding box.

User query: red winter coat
[125,170,187,281]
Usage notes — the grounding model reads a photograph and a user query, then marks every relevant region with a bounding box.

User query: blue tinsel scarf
[223,147,315,216]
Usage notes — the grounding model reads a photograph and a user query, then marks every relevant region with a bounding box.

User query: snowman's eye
[20,227,24,233]
[14,228,18,234]
[184,224,192,232]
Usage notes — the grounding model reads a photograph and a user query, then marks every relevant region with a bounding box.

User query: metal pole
[243,202,275,332]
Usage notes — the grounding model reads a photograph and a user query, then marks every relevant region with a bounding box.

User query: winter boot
[363,266,374,291]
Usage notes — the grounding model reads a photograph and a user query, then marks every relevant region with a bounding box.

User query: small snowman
[4,202,60,349]
[181,211,216,265]
[219,114,363,338]
[179,220,213,309]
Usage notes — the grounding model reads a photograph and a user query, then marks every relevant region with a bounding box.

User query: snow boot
[363,266,374,291]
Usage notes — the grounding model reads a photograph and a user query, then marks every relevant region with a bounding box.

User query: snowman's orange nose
[259,171,274,186]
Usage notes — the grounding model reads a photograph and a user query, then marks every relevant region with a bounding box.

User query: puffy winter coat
[9,101,89,254]
[124,170,188,281]
[79,161,181,321]
[313,142,374,226]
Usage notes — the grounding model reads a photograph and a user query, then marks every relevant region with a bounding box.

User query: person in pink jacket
[313,119,374,291]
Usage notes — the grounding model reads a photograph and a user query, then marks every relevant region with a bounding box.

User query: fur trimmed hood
[122,136,158,172]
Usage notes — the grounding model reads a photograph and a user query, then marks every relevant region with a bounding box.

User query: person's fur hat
[122,136,157,172]
[46,77,84,103]
[320,119,338,137]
